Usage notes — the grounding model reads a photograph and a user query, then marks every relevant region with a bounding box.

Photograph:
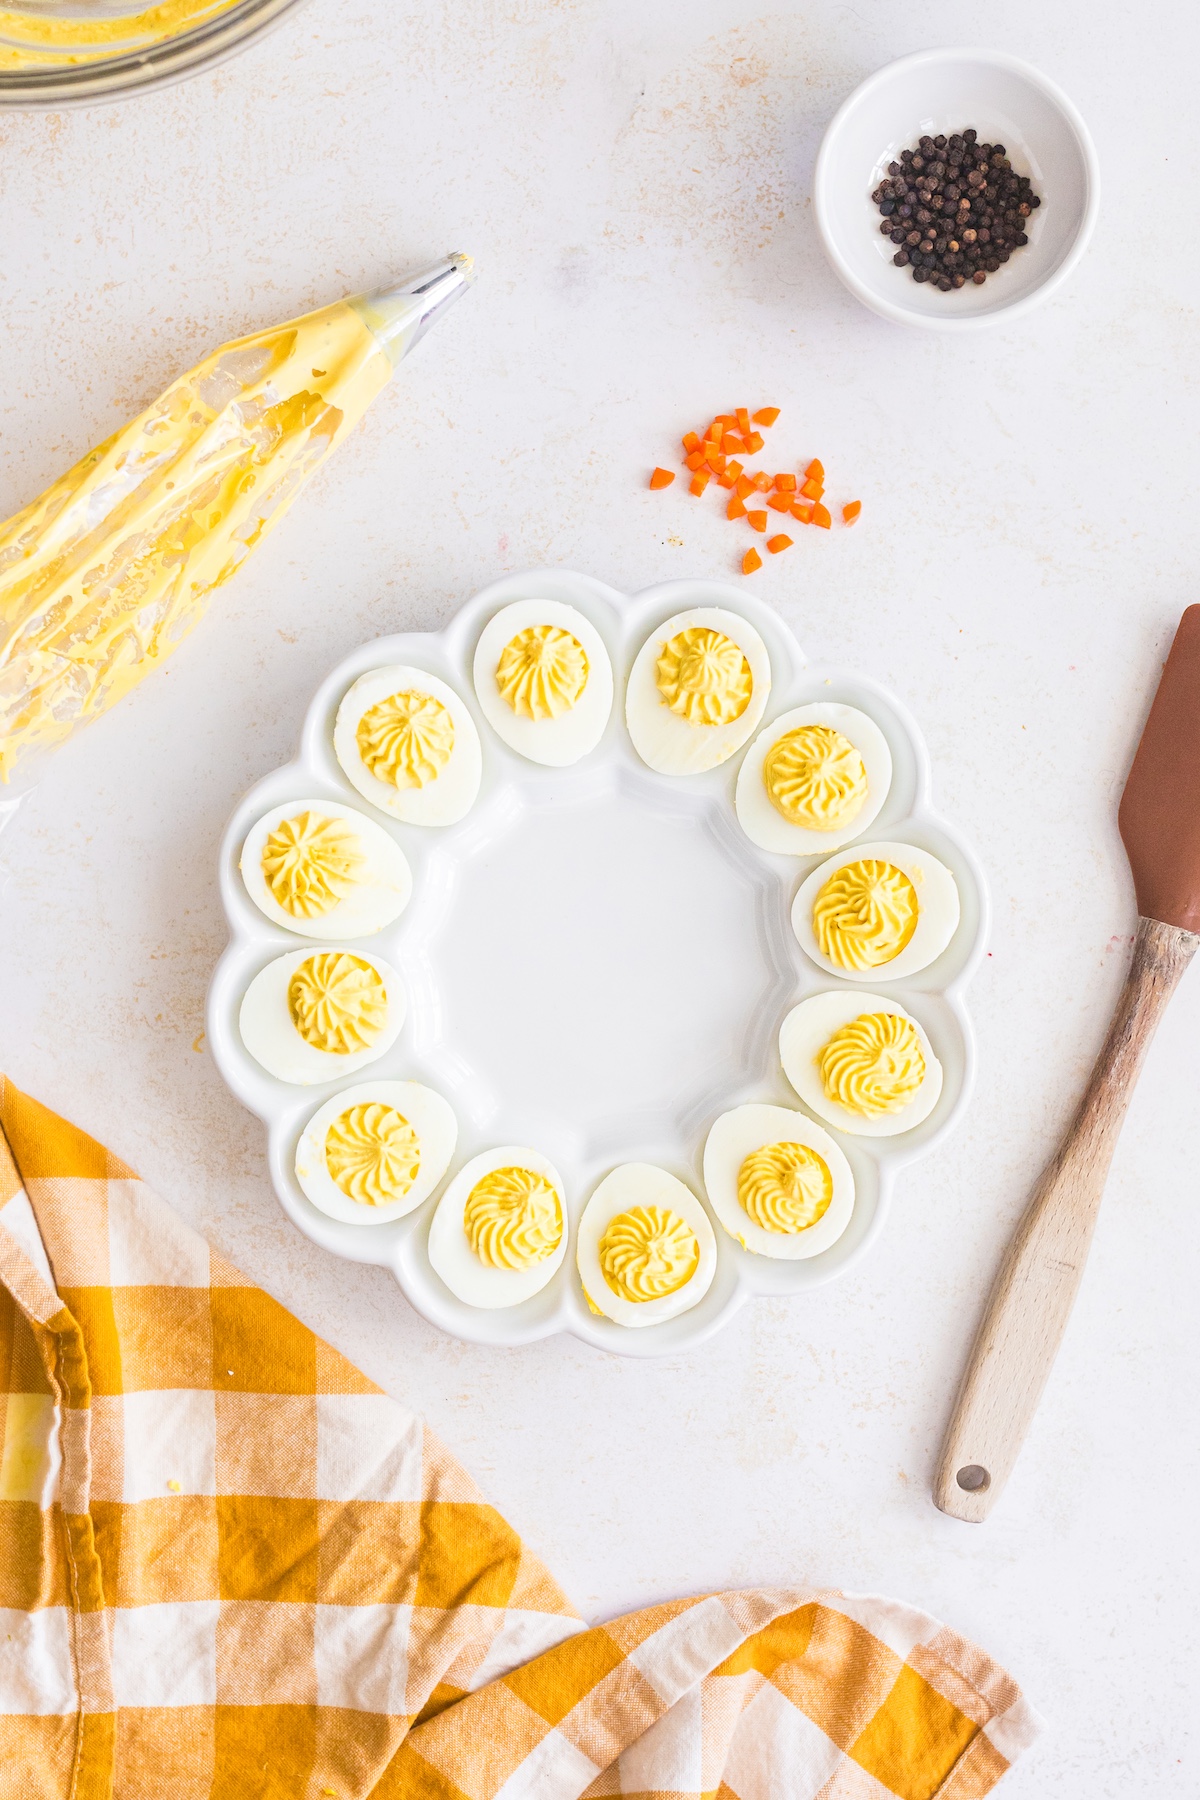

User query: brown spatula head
[1119,605,1200,933]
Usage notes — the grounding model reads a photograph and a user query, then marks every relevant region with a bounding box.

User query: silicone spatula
[934,607,1200,1521]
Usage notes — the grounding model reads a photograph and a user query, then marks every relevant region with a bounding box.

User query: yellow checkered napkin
[0,1077,1042,1799]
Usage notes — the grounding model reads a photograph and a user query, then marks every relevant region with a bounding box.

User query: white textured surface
[0,4,1196,1792]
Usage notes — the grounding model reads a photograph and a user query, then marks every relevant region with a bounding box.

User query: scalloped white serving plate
[207,571,988,1355]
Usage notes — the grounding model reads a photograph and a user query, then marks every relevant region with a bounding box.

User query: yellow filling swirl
[819,1011,926,1116]
[464,1166,563,1269]
[496,626,588,719]
[287,952,388,1055]
[598,1205,699,1302]
[737,1141,833,1233]
[656,627,751,726]
[357,690,455,788]
[764,725,868,830]
[261,811,365,918]
[324,1103,420,1205]
[812,858,918,971]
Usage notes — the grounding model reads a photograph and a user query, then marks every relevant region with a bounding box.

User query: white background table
[2,3,1197,1790]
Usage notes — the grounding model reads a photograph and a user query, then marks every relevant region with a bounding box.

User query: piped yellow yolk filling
[287,952,388,1055]
[656,627,751,726]
[496,626,588,719]
[764,724,868,830]
[324,1103,420,1205]
[819,1011,925,1116]
[598,1205,698,1302]
[357,690,454,788]
[262,811,365,918]
[737,1141,833,1233]
[464,1166,563,1269]
[812,858,918,971]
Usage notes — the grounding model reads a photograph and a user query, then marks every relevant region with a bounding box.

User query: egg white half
[472,599,615,766]
[334,664,482,826]
[240,797,412,938]
[735,703,892,856]
[238,947,406,1085]
[702,1102,855,1260]
[295,1080,457,1225]
[576,1163,717,1327]
[792,840,961,981]
[626,606,771,776]
[428,1145,569,1309]
[779,990,943,1138]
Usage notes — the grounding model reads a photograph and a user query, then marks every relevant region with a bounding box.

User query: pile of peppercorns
[873,129,1041,290]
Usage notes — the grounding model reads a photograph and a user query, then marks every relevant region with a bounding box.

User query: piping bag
[0,252,473,831]
[935,607,1200,1520]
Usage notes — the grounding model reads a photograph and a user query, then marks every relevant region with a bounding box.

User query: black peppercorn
[873,126,1041,293]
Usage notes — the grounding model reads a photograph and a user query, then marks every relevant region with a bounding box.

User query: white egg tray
[207,571,988,1356]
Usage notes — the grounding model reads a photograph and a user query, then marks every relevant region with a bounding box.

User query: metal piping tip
[354,253,475,367]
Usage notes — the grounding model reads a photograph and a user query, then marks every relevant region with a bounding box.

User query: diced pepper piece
[773,473,797,492]
[812,502,831,529]
[746,510,767,532]
[753,407,780,427]
[690,471,711,496]
[767,493,793,513]
[727,495,747,520]
[745,432,765,453]
[791,503,814,524]
[649,467,675,490]
[742,548,762,574]
[842,500,862,525]
[682,431,700,453]
[735,474,754,500]
[800,476,824,501]
[685,450,704,472]
[805,458,824,482]
[751,472,772,493]
[737,407,752,437]
[767,533,793,554]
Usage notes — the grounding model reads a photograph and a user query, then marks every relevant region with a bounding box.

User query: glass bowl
[0,0,312,108]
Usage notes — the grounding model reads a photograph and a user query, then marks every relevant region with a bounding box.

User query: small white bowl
[814,48,1099,330]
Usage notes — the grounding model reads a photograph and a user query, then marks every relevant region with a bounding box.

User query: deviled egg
[792,841,960,980]
[239,947,405,1085]
[295,1080,457,1225]
[735,704,892,856]
[779,990,943,1138]
[576,1163,716,1327]
[240,798,411,938]
[626,606,770,776]
[428,1146,568,1308]
[472,599,614,766]
[334,665,482,826]
[703,1102,854,1259]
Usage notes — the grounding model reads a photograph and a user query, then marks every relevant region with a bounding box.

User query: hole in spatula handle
[956,1464,990,1493]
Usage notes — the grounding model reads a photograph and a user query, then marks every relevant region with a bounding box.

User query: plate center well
[417,766,789,1157]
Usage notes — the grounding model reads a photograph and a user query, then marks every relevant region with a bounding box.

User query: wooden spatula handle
[934,915,1198,1521]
